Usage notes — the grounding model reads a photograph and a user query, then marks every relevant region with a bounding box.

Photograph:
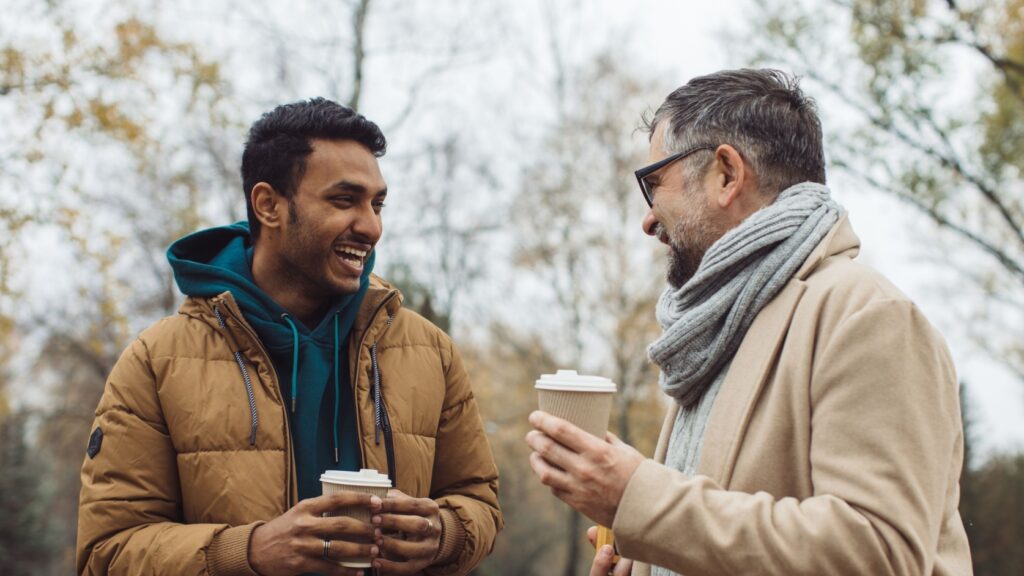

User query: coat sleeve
[425,337,503,576]
[76,336,261,576]
[613,300,964,575]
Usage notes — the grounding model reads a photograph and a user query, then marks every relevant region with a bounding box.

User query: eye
[330,195,355,205]
[373,201,386,213]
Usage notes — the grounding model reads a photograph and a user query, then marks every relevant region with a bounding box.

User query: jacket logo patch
[87,427,103,458]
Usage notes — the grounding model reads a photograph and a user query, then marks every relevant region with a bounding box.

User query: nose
[642,209,658,237]
[351,203,383,243]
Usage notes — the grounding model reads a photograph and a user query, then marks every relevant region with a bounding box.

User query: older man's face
[641,125,725,288]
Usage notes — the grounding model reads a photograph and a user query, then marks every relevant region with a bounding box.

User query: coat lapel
[697,279,806,486]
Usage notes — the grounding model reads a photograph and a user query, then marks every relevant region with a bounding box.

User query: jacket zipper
[213,306,259,446]
[371,336,397,484]
[351,292,398,477]
[215,298,297,508]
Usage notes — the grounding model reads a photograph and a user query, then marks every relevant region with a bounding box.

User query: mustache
[653,222,670,244]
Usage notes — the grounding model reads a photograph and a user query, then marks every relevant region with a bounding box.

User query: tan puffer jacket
[77,276,502,576]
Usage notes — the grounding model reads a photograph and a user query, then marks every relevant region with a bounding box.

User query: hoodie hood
[167,221,374,349]
[168,221,373,499]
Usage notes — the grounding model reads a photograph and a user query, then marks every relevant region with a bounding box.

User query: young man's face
[276,138,387,297]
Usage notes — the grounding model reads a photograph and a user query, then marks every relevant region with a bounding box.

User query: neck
[251,241,330,329]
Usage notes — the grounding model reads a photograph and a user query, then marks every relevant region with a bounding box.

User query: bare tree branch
[834,158,1024,281]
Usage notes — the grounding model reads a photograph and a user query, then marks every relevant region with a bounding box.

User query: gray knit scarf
[648,182,842,408]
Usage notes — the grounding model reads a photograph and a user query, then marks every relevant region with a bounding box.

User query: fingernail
[371,545,379,556]
[372,515,382,525]
[601,545,613,557]
[370,496,382,506]
[374,528,382,538]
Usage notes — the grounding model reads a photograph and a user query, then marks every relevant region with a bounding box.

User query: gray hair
[645,69,826,196]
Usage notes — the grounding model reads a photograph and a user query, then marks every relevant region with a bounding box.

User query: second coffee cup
[535,369,616,438]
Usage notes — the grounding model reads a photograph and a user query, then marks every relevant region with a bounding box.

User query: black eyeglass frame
[634,145,716,207]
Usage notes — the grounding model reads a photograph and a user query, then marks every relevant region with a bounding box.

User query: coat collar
[177,273,404,350]
[650,215,859,485]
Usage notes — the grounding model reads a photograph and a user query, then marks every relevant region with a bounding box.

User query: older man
[526,69,971,575]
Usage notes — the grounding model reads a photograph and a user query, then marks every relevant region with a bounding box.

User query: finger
[311,515,379,541]
[379,533,437,561]
[372,556,427,575]
[529,451,572,491]
[307,537,379,564]
[529,410,599,453]
[305,491,380,516]
[379,494,438,518]
[586,525,599,548]
[373,513,440,539]
[615,558,634,576]
[525,429,580,472]
[589,545,616,576]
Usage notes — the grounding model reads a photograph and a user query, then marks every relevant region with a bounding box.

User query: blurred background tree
[0,0,1021,574]
[741,0,1024,571]
[742,0,1024,380]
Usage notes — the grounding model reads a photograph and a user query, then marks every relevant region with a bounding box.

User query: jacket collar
[177,274,404,352]
[794,213,859,280]
[649,216,859,484]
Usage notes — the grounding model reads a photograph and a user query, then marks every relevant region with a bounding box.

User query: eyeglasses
[634,145,716,207]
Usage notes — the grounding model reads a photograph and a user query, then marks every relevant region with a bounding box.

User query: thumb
[586,525,599,547]
[588,545,615,576]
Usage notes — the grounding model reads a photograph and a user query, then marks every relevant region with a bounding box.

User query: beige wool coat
[616,216,972,575]
[77,276,502,576]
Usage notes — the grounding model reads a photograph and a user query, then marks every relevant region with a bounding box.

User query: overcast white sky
[494,0,1024,456]
[5,0,1021,456]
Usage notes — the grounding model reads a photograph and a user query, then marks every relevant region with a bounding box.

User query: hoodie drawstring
[282,312,344,464]
[280,314,300,414]
[214,305,259,446]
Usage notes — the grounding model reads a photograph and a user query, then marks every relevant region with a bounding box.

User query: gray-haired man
[526,69,972,575]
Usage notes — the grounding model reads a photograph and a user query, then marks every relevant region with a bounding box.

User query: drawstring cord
[280,314,300,413]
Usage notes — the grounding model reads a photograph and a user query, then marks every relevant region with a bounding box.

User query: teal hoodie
[168,222,372,501]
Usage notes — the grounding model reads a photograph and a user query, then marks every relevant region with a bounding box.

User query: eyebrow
[330,180,388,196]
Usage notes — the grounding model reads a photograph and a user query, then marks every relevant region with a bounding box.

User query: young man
[526,69,971,575]
[78,98,502,576]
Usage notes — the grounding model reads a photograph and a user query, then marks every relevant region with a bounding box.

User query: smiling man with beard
[77,98,502,576]
[526,69,971,575]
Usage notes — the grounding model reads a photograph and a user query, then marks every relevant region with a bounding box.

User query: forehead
[647,123,669,163]
[299,138,386,191]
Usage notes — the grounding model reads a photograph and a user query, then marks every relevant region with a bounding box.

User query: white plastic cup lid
[535,369,616,392]
[320,468,392,487]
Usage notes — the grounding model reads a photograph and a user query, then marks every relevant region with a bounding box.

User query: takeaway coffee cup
[535,370,616,438]
[320,469,392,568]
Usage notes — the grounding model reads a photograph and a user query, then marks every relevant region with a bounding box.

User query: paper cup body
[320,469,391,567]
[536,370,616,438]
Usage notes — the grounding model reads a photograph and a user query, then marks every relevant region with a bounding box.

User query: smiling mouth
[334,245,369,270]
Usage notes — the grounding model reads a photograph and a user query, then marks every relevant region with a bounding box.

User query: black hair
[241,97,387,237]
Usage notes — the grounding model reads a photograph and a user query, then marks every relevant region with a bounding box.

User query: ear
[712,144,748,209]
[250,182,286,233]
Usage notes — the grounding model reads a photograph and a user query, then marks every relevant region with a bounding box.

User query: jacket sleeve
[613,300,963,575]
[76,336,261,576]
[425,337,503,576]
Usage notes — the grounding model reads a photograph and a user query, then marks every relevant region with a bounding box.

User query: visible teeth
[337,246,367,261]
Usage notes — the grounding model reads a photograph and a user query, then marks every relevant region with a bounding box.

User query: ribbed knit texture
[206,523,262,576]
[663,365,729,477]
[648,182,841,408]
[430,508,468,571]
